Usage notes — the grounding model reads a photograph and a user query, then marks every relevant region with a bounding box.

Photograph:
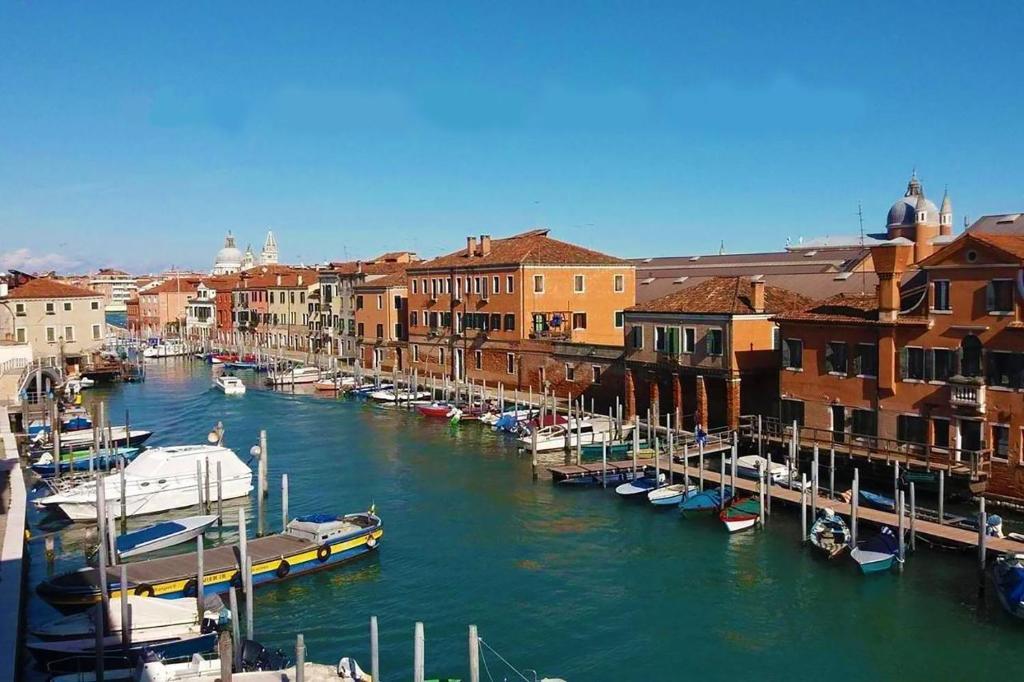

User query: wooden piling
[219,631,233,681]
[196,460,204,511]
[851,468,859,547]
[811,445,819,521]
[370,616,380,682]
[259,430,269,497]
[800,474,808,543]
[757,462,765,527]
[119,565,130,649]
[295,634,305,682]
[828,447,835,499]
[257,456,264,537]
[469,624,480,682]
[897,490,906,572]
[978,496,987,575]
[938,471,945,525]
[729,442,737,493]
[601,434,608,489]
[204,456,211,514]
[216,462,223,526]
[238,508,248,584]
[698,442,704,490]
[245,557,254,640]
[414,621,425,682]
[909,482,917,552]
[228,588,241,669]
[95,481,110,678]
[196,535,205,623]
[531,429,538,481]
[282,474,289,532]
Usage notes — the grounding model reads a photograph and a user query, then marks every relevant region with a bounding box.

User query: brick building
[353,272,409,371]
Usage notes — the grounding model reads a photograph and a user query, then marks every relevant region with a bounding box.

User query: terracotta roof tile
[773,292,929,326]
[410,229,628,271]
[6,278,101,300]
[627,277,809,315]
[141,278,202,295]
[355,271,408,289]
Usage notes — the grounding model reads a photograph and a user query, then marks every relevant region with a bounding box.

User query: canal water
[24,361,1021,680]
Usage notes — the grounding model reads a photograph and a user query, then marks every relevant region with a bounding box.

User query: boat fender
[182,577,199,598]
[366,534,377,549]
[276,559,291,578]
[134,583,155,597]
[316,545,332,563]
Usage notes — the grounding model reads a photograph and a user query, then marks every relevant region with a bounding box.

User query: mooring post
[245,557,254,640]
[414,621,425,682]
[216,462,223,526]
[897,490,906,573]
[219,630,233,682]
[259,430,269,497]
[95,481,109,679]
[196,534,205,624]
[196,460,204,511]
[829,446,835,500]
[757,462,765,527]
[370,616,380,682]
[204,456,211,514]
[469,624,480,682]
[120,565,130,649]
[851,468,859,547]
[978,496,988,576]
[228,587,241,669]
[893,460,899,507]
[531,429,538,481]
[118,457,127,533]
[107,507,117,567]
[730,441,737,494]
[698,442,704,490]
[295,634,305,682]
[51,400,61,481]
[800,474,808,543]
[602,433,608,489]
[238,508,248,585]
[257,456,264,537]
[757,414,763,457]
[909,482,917,552]
[938,470,945,525]
[282,474,289,532]
[719,455,726,502]
[811,444,819,521]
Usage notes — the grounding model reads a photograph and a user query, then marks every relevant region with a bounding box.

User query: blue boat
[850,527,900,574]
[116,514,220,560]
[993,553,1024,620]
[225,361,259,370]
[615,473,663,497]
[557,469,643,487]
[680,486,733,513]
[30,447,141,477]
[858,489,896,512]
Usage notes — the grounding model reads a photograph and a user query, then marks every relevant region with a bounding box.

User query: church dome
[887,172,938,227]
[213,232,243,273]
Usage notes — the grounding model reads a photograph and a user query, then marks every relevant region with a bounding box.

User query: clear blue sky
[1,1,1022,273]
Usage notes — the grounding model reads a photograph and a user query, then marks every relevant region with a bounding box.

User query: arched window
[961,335,982,377]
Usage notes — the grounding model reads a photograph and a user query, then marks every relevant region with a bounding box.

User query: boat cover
[117,520,187,553]
[998,563,1024,606]
[860,527,899,555]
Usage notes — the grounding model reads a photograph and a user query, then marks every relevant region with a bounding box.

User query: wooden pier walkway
[550,455,1024,556]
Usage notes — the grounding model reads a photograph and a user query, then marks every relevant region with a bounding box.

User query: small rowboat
[680,486,732,513]
[993,553,1024,620]
[850,527,900,574]
[647,483,698,506]
[719,497,760,533]
[416,402,456,418]
[859,489,896,512]
[809,508,849,559]
[615,472,664,497]
[116,514,220,560]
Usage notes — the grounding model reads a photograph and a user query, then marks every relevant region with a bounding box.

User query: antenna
[858,201,867,294]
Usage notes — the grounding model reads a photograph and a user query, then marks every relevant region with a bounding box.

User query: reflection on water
[19,359,1024,681]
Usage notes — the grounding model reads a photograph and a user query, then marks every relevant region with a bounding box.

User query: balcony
[949,378,986,413]
[528,311,574,341]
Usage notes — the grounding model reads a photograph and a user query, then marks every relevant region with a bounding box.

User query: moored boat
[850,527,900,574]
[116,514,220,560]
[647,482,698,506]
[265,366,321,386]
[719,497,760,532]
[680,486,733,513]
[416,402,456,418]
[30,447,142,477]
[48,426,153,452]
[615,471,664,497]
[213,375,246,395]
[859,489,896,512]
[808,508,850,559]
[993,553,1024,620]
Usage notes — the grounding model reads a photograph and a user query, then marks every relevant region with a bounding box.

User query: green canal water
[24,361,1021,680]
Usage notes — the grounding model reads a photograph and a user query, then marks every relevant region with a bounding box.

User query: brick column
[726,375,741,431]
[624,367,636,420]
[673,373,683,430]
[649,378,660,427]
[695,375,708,432]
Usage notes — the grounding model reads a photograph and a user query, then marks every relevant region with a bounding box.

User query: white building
[213,232,244,275]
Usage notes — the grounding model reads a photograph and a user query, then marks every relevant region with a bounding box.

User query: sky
[1,1,1023,273]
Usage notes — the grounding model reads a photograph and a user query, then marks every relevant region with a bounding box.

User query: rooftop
[627,276,809,315]
[411,229,629,271]
[5,277,102,300]
[773,292,928,326]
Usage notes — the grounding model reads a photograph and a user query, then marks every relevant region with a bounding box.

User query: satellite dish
[207,432,219,444]
[250,445,262,457]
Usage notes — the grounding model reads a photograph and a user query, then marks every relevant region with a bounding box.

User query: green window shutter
[899,347,909,380]
[852,347,863,375]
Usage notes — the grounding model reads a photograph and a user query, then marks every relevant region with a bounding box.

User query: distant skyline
[2,2,1024,273]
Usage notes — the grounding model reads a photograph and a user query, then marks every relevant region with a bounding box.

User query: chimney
[750,279,765,313]
[466,236,477,257]
[356,260,363,274]
[276,274,282,286]
[479,235,492,256]
[298,275,303,286]
[869,238,914,322]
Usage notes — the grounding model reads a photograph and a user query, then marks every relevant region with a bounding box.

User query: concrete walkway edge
[0,406,26,682]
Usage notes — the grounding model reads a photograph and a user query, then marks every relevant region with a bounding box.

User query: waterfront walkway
[0,404,27,682]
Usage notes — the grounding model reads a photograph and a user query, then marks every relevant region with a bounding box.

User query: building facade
[0,278,106,365]
[354,272,408,371]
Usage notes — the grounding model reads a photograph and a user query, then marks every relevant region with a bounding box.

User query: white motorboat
[134,655,372,681]
[35,444,253,521]
[213,375,246,395]
[517,416,630,452]
[368,389,430,402]
[735,455,809,490]
[115,514,220,559]
[266,366,321,385]
[647,482,699,506]
[314,375,356,391]
[143,341,188,358]
[52,425,153,450]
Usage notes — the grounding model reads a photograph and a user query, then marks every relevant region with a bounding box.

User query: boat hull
[117,515,220,559]
[850,549,896,574]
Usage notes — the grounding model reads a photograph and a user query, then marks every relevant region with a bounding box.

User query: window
[14,303,25,316]
[357,322,364,337]
[504,314,516,331]
[506,275,514,293]
[439,347,445,365]
[961,335,983,377]
[290,291,296,304]
[706,329,723,356]
[412,345,419,361]
[538,366,545,384]
[614,274,625,293]
[464,277,471,295]
[490,313,501,330]
[630,325,644,349]
[592,365,602,383]
[394,295,402,309]
[15,328,25,343]
[678,327,694,354]
[933,280,951,312]
[533,275,544,293]
[573,274,585,293]
[64,326,74,342]
[987,351,1024,389]
[395,323,403,338]
[376,295,383,310]
[474,277,482,295]
[853,344,877,377]
[657,327,680,355]
[565,363,576,381]
[410,311,418,327]
[933,418,950,449]
[992,424,1010,461]
[572,312,587,329]
[45,302,55,314]
[851,409,877,438]
[412,279,419,294]
[826,342,848,375]
[91,301,100,310]
[492,276,500,295]
[422,279,428,295]
[780,399,804,427]
[987,280,1014,313]
[92,324,101,340]
[475,350,482,370]
[356,296,364,310]
[507,353,515,375]
[901,347,926,381]
[772,326,781,351]
[454,278,462,296]
[63,301,72,312]
[614,311,624,328]
[930,348,955,382]
[782,339,803,370]
[897,414,927,445]
[655,326,667,352]
[46,326,56,343]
